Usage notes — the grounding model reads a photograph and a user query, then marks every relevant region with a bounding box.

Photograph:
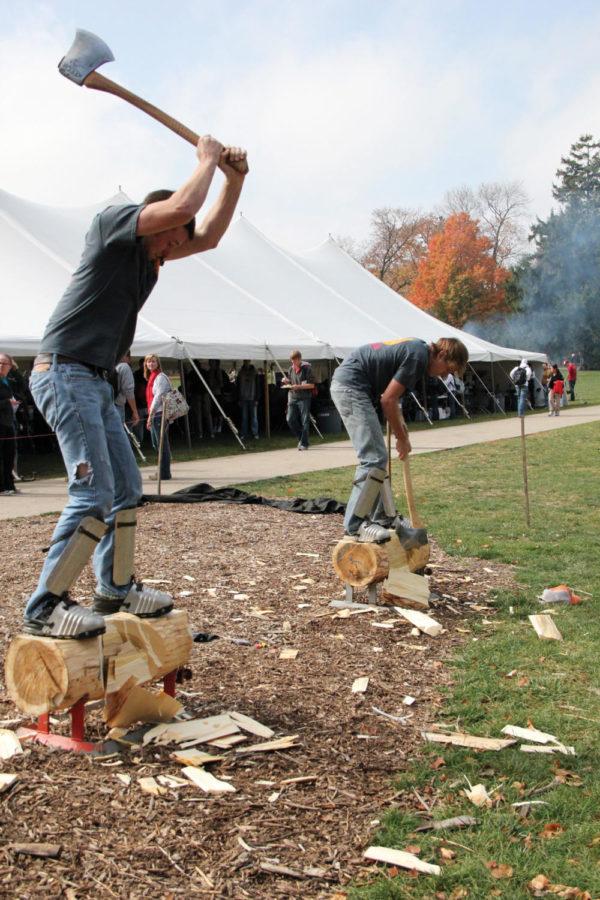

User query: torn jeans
[25,359,142,619]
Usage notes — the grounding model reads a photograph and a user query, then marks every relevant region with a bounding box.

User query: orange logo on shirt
[369,338,415,350]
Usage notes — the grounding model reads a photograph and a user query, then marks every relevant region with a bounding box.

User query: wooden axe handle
[402,457,423,528]
[84,71,200,146]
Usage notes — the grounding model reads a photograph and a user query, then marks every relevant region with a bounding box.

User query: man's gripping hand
[219,146,249,177]
[196,134,224,165]
[395,432,412,460]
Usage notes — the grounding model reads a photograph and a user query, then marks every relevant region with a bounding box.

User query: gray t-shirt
[287,361,314,403]
[332,338,429,400]
[40,204,158,370]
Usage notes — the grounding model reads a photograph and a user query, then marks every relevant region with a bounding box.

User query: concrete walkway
[3,405,600,521]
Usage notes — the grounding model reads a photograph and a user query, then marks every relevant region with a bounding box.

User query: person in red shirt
[567,360,577,401]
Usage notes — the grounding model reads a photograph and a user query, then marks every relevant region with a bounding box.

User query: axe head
[58,29,114,85]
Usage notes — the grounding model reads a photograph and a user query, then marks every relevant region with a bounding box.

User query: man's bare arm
[166,148,248,258]
[136,135,223,237]
[380,378,412,459]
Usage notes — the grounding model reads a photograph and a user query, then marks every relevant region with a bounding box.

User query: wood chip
[422,732,516,751]
[352,677,369,694]
[156,774,189,788]
[501,724,557,744]
[0,774,18,794]
[403,696,416,706]
[363,845,441,875]
[521,744,576,756]
[143,714,239,746]
[227,711,275,739]
[464,783,492,808]
[138,776,166,797]
[415,815,478,832]
[279,649,299,660]
[10,843,62,858]
[394,608,443,637]
[171,749,223,767]
[529,614,563,641]
[208,734,247,749]
[114,773,131,787]
[236,735,299,754]
[0,729,23,760]
[181,766,236,793]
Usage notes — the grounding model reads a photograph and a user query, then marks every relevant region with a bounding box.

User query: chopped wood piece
[105,641,153,694]
[464,783,492,808]
[394,608,442,637]
[208,734,247,749]
[10,843,62,858]
[156,774,189,788]
[227,711,274,738]
[279,649,299,660]
[528,614,563,641]
[115,773,131,787]
[0,774,18,794]
[181,766,236,793]
[403,696,416,706]
[258,861,331,880]
[415,816,478,832]
[138,776,166,797]
[364,845,441,876]
[520,744,576,756]
[104,681,182,728]
[422,731,516,751]
[280,775,318,786]
[0,729,23,760]
[382,570,431,609]
[236,735,299,754]
[372,706,412,724]
[144,714,238,746]
[501,724,557,744]
[171,749,223,766]
[352,677,369,694]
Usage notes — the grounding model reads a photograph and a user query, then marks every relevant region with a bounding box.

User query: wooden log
[5,610,192,716]
[332,533,430,589]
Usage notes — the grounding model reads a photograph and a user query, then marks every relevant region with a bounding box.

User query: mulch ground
[0,502,518,898]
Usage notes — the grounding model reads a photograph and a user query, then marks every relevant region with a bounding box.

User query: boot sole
[22,623,106,640]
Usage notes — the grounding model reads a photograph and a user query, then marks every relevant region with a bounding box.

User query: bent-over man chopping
[330,337,468,543]
[24,136,248,639]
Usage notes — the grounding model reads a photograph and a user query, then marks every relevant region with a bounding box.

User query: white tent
[1,188,545,366]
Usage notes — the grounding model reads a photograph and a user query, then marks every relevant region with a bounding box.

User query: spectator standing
[0,353,18,494]
[444,371,458,418]
[567,359,577,402]
[237,360,259,440]
[145,354,172,480]
[205,359,226,436]
[548,364,564,416]
[509,358,532,417]
[114,351,139,426]
[282,350,315,450]
[133,358,148,444]
[6,355,28,481]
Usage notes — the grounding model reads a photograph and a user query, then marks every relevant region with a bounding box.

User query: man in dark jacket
[0,353,18,495]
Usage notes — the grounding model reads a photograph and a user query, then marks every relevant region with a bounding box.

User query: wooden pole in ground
[263,360,271,438]
[520,415,531,526]
[157,412,167,497]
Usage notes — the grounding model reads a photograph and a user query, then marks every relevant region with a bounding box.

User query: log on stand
[6,610,192,717]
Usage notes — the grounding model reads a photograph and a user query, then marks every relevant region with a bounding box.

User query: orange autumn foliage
[409,213,511,327]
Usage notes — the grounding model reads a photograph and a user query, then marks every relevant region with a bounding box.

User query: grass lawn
[233,416,600,897]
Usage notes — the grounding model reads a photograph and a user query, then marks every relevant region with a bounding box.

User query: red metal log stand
[19,670,178,753]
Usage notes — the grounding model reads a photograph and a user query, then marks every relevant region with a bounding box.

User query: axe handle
[402,458,423,528]
[84,71,199,146]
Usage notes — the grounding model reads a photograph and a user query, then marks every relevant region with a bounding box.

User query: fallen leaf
[404,845,421,855]
[539,822,564,839]
[431,756,446,770]
[485,861,513,879]
[439,847,456,860]
[529,874,550,892]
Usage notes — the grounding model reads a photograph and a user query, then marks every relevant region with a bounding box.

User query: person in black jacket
[0,353,18,494]
[547,364,565,417]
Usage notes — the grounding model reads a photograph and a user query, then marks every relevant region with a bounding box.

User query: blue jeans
[239,400,258,438]
[331,384,388,535]
[150,415,171,479]
[26,360,142,619]
[287,400,311,447]
[517,386,528,417]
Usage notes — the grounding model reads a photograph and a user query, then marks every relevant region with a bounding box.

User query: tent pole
[173,337,246,449]
[409,391,433,426]
[490,360,497,412]
[468,363,506,416]
[437,376,470,419]
[179,359,192,450]
[263,360,271,439]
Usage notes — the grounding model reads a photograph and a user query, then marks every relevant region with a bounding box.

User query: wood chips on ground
[0,501,518,898]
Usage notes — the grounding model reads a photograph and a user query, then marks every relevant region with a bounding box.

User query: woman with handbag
[145,354,172,480]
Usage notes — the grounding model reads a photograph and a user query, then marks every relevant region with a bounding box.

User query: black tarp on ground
[142,482,345,515]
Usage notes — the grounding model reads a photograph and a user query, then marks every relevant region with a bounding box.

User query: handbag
[163,388,189,422]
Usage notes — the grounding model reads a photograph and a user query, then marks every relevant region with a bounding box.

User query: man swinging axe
[330,337,468,543]
[24,136,248,638]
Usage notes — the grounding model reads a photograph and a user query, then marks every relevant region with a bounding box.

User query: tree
[467,135,600,366]
[443,180,529,265]
[409,213,512,327]
[357,207,440,293]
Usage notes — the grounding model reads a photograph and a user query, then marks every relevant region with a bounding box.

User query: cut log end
[332,539,389,588]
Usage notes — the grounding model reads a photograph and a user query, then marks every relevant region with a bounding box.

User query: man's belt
[33,353,109,377]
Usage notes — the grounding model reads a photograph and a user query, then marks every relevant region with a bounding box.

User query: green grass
[233,417,600,898]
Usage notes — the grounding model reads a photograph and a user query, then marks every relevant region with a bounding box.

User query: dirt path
[0,503,516,898]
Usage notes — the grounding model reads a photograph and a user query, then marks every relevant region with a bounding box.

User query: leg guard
[45,517,108,597]
[112,508,137,586]
[353,467,387,520]
[379,474,397,518]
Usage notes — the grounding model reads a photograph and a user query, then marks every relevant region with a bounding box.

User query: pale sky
[2,0,600,248]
